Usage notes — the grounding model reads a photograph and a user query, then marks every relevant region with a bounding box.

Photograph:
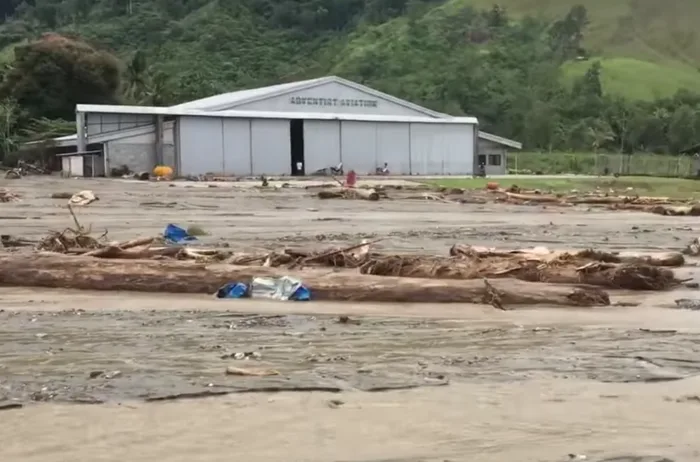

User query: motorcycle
[312,162,344,176]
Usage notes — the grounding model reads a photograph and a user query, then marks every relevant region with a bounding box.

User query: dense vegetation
[0,0,700,165]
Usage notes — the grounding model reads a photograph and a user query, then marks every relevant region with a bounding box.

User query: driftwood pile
[0,193,689,308]
[216,242,683,291]
[0,226,687,308]
[311,182,700,216]
[474,186,699,215]
[0,188,20,202]
[0,253,611,307]
[317,187,380,201]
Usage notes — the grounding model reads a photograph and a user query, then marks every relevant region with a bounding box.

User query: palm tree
[124,50,169,105]
[0,99,19,157]
[124,50,148,103]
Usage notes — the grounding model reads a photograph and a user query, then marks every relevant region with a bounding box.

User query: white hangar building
[51,76,521,177]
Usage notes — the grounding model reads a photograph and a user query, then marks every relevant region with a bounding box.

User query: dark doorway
[290,120,305,176]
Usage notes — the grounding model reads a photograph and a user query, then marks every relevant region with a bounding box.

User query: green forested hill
[1,0,700,159]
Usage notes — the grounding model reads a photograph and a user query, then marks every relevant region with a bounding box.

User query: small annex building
[43,76,522,177]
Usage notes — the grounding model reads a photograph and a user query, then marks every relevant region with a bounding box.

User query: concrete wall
[231,81,432,117]
[477,138,507,175]
[103,126,174,175]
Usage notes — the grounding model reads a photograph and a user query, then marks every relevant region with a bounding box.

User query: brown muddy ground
[1,177,700,462]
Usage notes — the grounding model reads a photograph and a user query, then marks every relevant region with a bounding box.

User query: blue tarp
[163,224,198,245]
[216,282,249,299]
[216,277,311,301]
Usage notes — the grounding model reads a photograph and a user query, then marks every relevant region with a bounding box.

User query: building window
[488,154,502,166]
[478,155,486,165]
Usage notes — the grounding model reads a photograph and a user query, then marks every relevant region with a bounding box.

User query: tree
[667,105,697,153]
[605,96,635,152]
[548,4,589,59]
[0,99,19,161]
[586,118,614,152]
[0,33,121,120]
[486,4,508,28]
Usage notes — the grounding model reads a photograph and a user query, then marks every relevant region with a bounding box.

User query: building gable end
[214,77,447,118]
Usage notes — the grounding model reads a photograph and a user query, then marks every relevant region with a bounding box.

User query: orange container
[486,182,499,190]
[153,165,173,178]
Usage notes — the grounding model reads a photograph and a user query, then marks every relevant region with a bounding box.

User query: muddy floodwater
[1,177,700,462]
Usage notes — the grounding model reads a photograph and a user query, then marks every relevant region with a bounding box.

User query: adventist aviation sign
[289,95,378,108]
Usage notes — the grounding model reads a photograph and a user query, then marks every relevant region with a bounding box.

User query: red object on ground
[345,170,357,188]
[486,182,499,190]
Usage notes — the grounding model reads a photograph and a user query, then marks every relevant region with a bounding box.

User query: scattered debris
[216,276,311,301]
[225,367,280,377]
[69,190,98,206]
[327,399,345,409]
[1,235,35,248]
[639,328,677,334]
[675,395,700,403]
[648,204,700,216]
[0,402,23,411]
[220,351,262,360]
[186,224,208,237]
[50,192,73,199]
[338,315,361,325]
[317,187,379,201]
[683,237,700,256]
[0,188,20,202]
[483,278,507,310]
[674,299,700,310]
[37,227,106,253]
[4,169,21,179]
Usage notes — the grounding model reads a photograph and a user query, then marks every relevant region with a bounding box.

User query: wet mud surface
[1,177,700,461]
[1,177,697,254]
[1,309,700,405]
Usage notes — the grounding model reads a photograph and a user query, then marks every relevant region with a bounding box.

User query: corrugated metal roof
[72,76,522,149]
[479,131,522,150]
[77,104,172,115]
[24,133,77,147]
[170,77,330,111]
[75,105,479,124]
[168,76,450,118]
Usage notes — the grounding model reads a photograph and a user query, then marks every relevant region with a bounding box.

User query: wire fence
[508,152,700,177]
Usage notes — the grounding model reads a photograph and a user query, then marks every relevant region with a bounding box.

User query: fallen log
[449,244,684,267]
[81,246,230,260]
[1,235,35,248]
[360,255,679,290]
[648,204,700,216]
[567,195,676,205]
[317,187,379,201]
[82,246,182,259]
[211,243,680,290]
[504,192,563,203]
[0,254,609,307]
